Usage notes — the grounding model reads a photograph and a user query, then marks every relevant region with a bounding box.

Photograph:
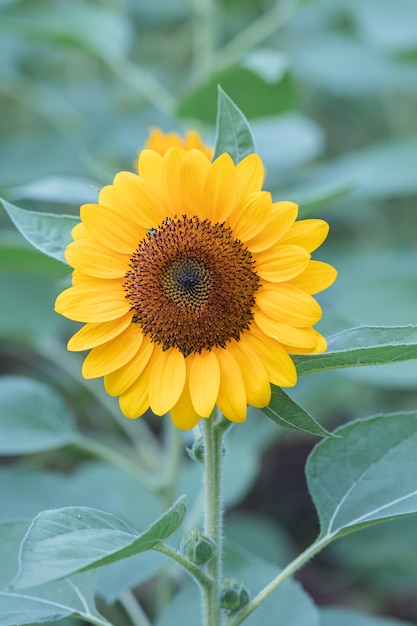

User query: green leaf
[212,86,256,164]
[0,376,77,455]
[7,175,99,205]
[0,5,132,62]
[178,61,296,124]
[294,326,417,376]
[262,387,333,437]
[321,606,413,626]
[0,520,110,626]
[1,573,109,626]
[307,412,417,541]
[1,198,79,264]
[14,497,186,588]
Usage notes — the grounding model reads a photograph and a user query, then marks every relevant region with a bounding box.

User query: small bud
[181,527,216,565]
[186,437,205,463]
[220,577,250,614]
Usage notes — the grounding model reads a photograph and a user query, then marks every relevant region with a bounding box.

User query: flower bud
[181,527,216,565]
[186,437,205,463]
[220,577,250,614]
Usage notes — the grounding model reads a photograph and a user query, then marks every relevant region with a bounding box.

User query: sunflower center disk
[125,216,260,355]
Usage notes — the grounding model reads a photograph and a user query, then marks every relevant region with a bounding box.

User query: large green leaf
[1,198,78,264]
[262,387,332,437]
[307,412,417,541]
[14,497,186,588]
[0,520,110,626]
[0,376,77,455]
[294,326,417,376]
[212,86,256,164]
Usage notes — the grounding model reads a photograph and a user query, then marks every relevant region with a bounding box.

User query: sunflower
[143,127,213,159]
[55,139,336,430]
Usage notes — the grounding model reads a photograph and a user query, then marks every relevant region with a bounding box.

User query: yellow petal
[112,171,167,227]
[235,153,265,203]
[244,327,297,387]
[253,311,320,349]
[68,313,133,351]
[228,340,271,408]
[180,149,211,218]
[162,147,185,216]
[247,201,298,253]
[55,280,131,322]
[119,363,152,419]
[81,325,144,378]
[214,348,247,423]
[170,377,202,430]
[148,347,186,416]
[64,239,130,278]
[188,350,220,417]
[202,153,237,223]
[137,149,164,188]
[289,260,338,294]
[71,222,89,240]
[228,192,272,242]
[255,245,310,282]
[80,203,142,254]
[280,219,329,252]
[104,335,154,396]
[281,330,327,354]
[256,283,322,327]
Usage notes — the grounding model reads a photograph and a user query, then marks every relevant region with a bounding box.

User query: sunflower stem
[201,412,225,626]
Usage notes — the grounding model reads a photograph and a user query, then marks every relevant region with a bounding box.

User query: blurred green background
[1,0,417,624]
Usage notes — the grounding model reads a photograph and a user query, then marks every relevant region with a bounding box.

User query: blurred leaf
[321,606,413,626]
[0,376,77,455]
[1,198,79,264]
[251,113,325,181]
[0,520,109,626]
[307,412,417,540]
[156,544,319,626]
[351,0,417,53]
[294,326,417,376]
[14,497,186,588]
[178,62,296,123]
[213,86,256,164]
[329,516,417,594]
[263,387,333,437]
[0,4,133,62]
[7,176,99,205]
[225,511,296,566]
[292,33,417,96]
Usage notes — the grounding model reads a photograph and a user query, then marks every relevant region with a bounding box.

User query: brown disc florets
[124,216,260,355]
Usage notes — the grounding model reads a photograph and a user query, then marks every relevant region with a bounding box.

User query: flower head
[143,127,213,158]
[55,141,336,429]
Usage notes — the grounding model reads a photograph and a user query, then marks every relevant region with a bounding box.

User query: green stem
[191,0,217,81]
[153,543,212,588]
[119,590,152,626]
[107,58,177,115]
[74,436,161,493]
[201,413,225,626]
[226,536,332,626]
[212,0,298,73]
